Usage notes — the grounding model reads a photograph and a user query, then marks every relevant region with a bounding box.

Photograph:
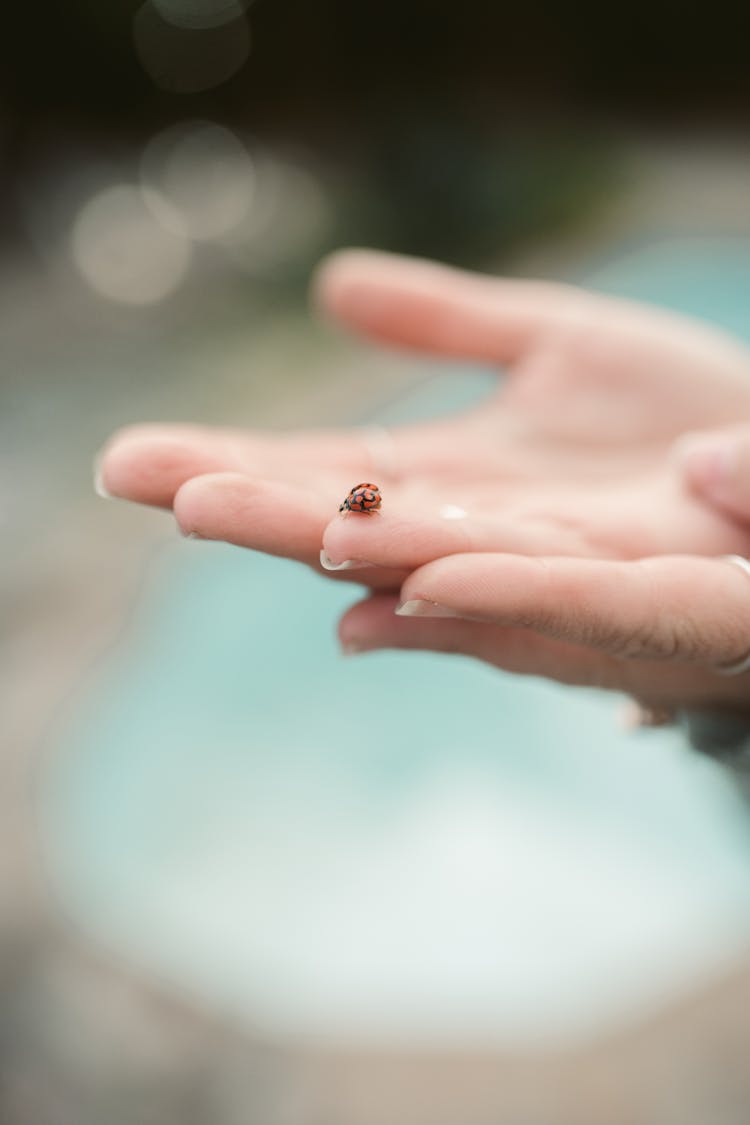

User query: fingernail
[678,436,738,489]
[93,449,112,499]
[618,700,644,731]
[320,550,375,572]
[395,599,459,617]
[618,699,676,729]
[178,525,203,539]
[340,640,370,656]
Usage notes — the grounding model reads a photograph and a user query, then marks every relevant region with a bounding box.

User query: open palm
[101,250,750,585]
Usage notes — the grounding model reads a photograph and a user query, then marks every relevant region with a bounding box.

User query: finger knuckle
[609,615,703,663]
[708,621,750,672]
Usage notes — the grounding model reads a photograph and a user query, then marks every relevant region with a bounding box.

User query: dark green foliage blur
[1,0,748,265]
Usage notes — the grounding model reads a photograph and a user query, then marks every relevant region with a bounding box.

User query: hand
[99,250,750,586]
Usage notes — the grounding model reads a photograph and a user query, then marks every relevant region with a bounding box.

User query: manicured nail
[340,640,370,656]
[395,599,459,617]
[320,549,375,572]
[93,449,112,499]
[677,436,737,489]
[618,700,643,731]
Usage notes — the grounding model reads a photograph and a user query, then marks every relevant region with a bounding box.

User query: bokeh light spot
[152,0,249,31]
[71,184,192,305]
[133,1,250,94]
[141,121,255,240]
[226,154,333,273]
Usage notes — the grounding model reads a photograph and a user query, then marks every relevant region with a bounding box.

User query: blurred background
[7,3,750,1123]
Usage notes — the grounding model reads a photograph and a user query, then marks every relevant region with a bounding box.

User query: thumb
[677,424,750,524]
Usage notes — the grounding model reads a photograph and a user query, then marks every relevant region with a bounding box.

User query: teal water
[41,236,750,1046]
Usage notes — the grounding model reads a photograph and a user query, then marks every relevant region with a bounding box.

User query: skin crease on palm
[99,249,750,711]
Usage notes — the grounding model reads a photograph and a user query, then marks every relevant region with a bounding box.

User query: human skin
[98,250,750,711]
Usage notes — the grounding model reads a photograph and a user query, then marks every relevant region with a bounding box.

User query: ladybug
[339,482,382,513]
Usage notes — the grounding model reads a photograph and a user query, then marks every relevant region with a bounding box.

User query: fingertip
[323,505,478,573]
[321,508,382,567]
[97,426,224,507]
[173,471,253,538]
[397,552,553,620]
[93,447,112,499]
[674,430,750,528]
[398,551,470,600]
[675,432,735,491]
[311,248,449,330]
[94,425,156,500]
[337,592,400,649]
[311,247,388,316]
[173,474,331,563]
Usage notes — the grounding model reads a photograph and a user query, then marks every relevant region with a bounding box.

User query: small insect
[339,482,382,513]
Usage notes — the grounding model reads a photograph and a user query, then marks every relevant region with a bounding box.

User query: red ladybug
[339,482,382,513]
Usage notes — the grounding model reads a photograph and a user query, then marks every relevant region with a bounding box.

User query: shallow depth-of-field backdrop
[6,5,750,1124]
